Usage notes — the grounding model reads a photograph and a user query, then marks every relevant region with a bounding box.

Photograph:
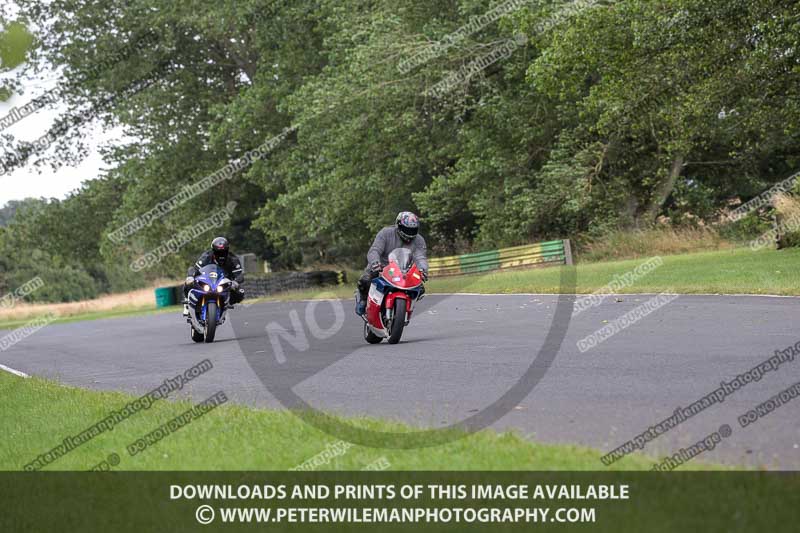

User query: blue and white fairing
[187,264,232,332]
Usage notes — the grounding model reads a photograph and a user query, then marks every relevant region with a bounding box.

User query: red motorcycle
[363,248,425,344]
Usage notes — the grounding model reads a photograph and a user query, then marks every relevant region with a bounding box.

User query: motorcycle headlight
[202,284,211,292]
[216,285,224,293]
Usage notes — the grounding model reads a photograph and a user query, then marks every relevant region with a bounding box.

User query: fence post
[240,253,258,273]
[563,239,574,266]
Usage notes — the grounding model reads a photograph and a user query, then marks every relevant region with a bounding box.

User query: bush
[717,211,773,243]
[774,194,800,249]
[578,226,732,263]
[5,249,100,303]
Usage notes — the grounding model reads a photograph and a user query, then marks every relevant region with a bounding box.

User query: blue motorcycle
[186,264,232,343]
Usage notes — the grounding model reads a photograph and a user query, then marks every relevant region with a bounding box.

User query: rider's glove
[421,270,429,282]
[232,281,240,291]
[184,276,195,286]
[370,261,383,273]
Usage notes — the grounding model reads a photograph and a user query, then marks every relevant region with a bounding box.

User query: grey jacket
[366,227,429,273]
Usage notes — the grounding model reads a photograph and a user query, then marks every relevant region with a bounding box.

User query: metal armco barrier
[428,240,573,277]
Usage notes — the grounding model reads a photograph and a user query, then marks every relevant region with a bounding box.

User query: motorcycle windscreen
[198,264,225,281]
[388,248,414,273]
[199,264,224,275]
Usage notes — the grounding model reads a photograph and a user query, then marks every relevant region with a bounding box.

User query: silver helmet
[396,211,420,243]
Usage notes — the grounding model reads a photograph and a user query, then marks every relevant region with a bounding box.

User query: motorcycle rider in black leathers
[355,211,429,316]
[182,236,245,317]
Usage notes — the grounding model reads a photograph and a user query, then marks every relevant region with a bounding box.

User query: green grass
[432,247,800,296]
[0,304,184,330]
[0,371,706,472]
[0,286,356,330]
[3,247,797,331]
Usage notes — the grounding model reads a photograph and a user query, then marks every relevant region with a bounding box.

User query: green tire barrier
[428,239,573,277]
[154,286,176,308]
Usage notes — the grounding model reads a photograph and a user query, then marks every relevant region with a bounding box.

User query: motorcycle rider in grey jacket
[355,211,429,316]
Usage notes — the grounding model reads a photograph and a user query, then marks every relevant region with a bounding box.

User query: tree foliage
[1,0,799,300]
[0,18,34,100]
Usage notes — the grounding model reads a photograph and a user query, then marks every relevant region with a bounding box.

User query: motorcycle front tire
[387,298,407,345]
[204,301,218,343]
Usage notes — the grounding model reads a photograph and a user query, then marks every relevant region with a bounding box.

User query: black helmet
[211,236,229,264]
[396,211,420,243]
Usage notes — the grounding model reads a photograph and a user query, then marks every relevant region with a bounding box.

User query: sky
[0,3,116,207]
[0,73,116,207]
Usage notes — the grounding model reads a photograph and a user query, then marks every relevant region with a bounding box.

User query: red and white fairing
[364,250,424,339]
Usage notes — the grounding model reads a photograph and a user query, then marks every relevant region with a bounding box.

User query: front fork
[384,293,413,326]
[198,295,227,323]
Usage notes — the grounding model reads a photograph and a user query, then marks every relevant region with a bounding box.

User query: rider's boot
[355,290,366,316]
[182,298,190,318]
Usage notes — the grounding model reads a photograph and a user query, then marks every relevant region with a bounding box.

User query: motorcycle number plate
[368,285,384,304]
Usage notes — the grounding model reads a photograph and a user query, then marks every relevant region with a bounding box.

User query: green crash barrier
[459,249,501,274]
[429,239,573,277]
[154,286,176,308]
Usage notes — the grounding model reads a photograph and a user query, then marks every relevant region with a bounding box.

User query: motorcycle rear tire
[204,301,217,343]
[387,298,406,345]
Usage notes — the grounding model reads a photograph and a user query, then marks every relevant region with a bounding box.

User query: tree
[0,18,34,101]
[2,0,799,303]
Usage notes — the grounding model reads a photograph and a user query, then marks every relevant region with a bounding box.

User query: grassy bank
[576,226,733,262]
[0,305,186,330]
[2,247,798,329]
[432,247,800,296]
[0,278,356,328]
[0,372,680,471]
[0,282,183,329]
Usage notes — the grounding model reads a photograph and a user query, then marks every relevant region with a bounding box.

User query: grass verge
[0,282,182,329]
[0,372,705,471]
[0,285,357,330]
[432,247,800,296]
[0,304,183,330]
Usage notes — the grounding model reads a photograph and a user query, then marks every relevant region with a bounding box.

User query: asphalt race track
[3,293,800,469]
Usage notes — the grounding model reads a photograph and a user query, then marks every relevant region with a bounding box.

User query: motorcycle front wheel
[387,298,407,345]
[204,301,218,343]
